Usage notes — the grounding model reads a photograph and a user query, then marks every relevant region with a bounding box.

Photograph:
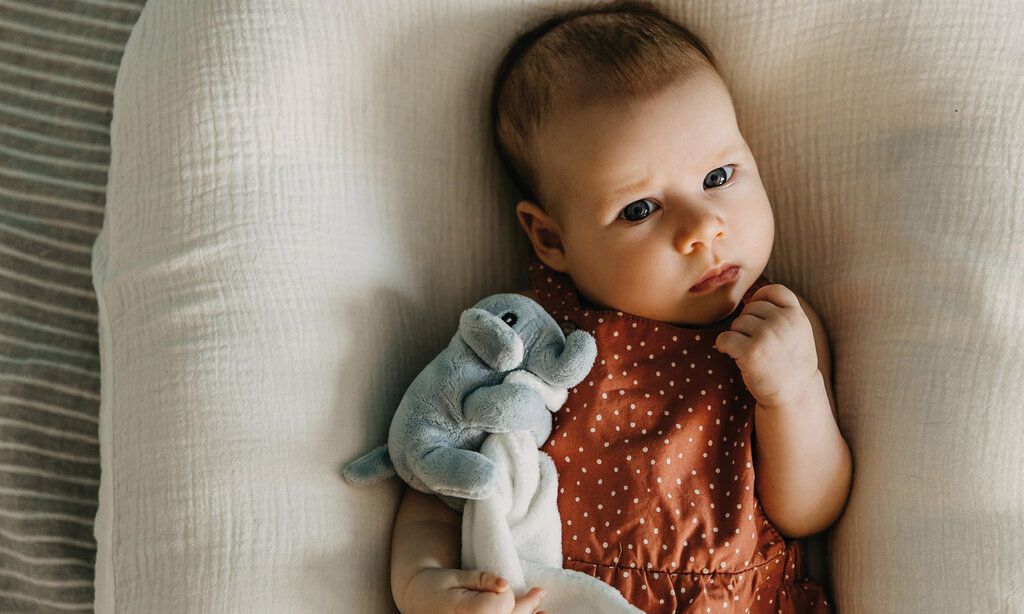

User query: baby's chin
[579,288,743,327]
[665,301,741,328]
[599,293,739,328]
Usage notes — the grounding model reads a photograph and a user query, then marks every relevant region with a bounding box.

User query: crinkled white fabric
[460,370,641,613]
[462,431,642,614]
[93,0,1024,612]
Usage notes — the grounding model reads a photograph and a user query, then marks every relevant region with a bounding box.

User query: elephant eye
[500,311,518,327]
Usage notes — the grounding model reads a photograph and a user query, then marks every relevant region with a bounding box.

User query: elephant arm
[461,382,552,446]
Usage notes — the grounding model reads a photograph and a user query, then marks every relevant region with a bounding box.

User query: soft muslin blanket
[461,401,643,614]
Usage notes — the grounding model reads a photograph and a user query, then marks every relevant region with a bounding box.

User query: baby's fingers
[451,584,515,614]
[511,587,547,614]
[455,569,510,593]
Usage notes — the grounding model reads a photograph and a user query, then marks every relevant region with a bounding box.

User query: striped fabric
[0,1,142,611]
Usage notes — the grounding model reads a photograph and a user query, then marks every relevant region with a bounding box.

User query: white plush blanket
[461,430,642,614]
[459,370,641,613]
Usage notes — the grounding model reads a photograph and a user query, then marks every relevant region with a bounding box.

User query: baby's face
[517,71,774,327]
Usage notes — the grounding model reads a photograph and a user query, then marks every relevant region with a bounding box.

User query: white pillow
[93,1,537,610]
[93,0,1024,612]
[689,3,1024,611]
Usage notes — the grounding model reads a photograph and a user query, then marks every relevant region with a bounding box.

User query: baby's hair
[490,0,719,214]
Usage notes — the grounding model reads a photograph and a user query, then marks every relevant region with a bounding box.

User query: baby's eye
[618,198,659,222]
[703,164,736,189]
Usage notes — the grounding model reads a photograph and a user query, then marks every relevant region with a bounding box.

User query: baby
[390,1,853,612]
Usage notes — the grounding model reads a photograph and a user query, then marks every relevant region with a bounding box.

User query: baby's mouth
[688,265,739,292]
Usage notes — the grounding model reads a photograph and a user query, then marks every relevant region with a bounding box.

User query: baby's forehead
[526,82,728,208]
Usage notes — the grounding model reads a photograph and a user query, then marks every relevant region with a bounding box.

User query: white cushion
[93,0,1024,612]
[694,4,1024,612]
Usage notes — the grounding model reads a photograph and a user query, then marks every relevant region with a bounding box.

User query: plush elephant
[341,293,598,511]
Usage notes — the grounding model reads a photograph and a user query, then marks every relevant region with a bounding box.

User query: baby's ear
[515,200,567,272]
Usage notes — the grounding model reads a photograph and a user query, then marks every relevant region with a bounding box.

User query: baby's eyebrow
[601,177,653,206]
[706,142,747,166]
[597,142,747,208]
[593,142,745,209]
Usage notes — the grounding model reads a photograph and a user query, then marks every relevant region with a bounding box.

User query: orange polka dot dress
[528,256,832,613]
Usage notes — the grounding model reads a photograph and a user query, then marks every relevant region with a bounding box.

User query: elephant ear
[458,308,524,372]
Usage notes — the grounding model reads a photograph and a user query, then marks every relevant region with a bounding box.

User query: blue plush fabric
[342,293,597,511]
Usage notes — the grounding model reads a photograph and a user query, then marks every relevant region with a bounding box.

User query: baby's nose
[674,214,726,254]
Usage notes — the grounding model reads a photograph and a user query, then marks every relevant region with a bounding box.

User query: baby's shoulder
[515,288,539,301]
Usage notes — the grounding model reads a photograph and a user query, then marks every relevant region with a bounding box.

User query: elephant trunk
[533,330,598,388]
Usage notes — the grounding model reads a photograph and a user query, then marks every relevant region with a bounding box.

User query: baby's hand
[400,567,548,614]
[714,284,819,410]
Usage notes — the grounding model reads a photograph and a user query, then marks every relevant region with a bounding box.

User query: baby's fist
[714,283,818,410]
[400,568,547,614]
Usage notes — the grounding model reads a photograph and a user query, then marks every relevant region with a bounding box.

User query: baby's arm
[390,486,548,614]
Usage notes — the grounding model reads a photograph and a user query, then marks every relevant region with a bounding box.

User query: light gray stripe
[0,125,111,155]
[0,168,107,201]
[0,306,97,340]
[0,241,97,276]
[0,95,111,136]
[0,314,100,345]
[0,107,109,139]
[0,552,97,583]
[0,511,97,528]
[0,82,111,115]
[0,541,95,564]
[0,334,95,368]
[0,144,110,173]
[0,190,108,219]
[0,17,127,54]
[0,404,100,431]
[0,225,95,255]
[0,277,98,313]
[77,0,141,12]
[0,299,98,342]
[0,526,95,549]
[1,0,144,609]
[0,577,94,608]
[0,487,101,508]
[0,466,98,487]
[0,374,101,402]
[0,410,99,449]
[0,261,94,297]
[0,1,134,35]
[0,62,114,96]
[0,356,101,382]
[0,558,97,585]
[0,40,120,72]
[0,269,97,300]
[0,442,98,466]
[0,468,99,505]
[0,594,93,612]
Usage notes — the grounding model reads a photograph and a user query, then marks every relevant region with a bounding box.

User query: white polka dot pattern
[528,257,832,613]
